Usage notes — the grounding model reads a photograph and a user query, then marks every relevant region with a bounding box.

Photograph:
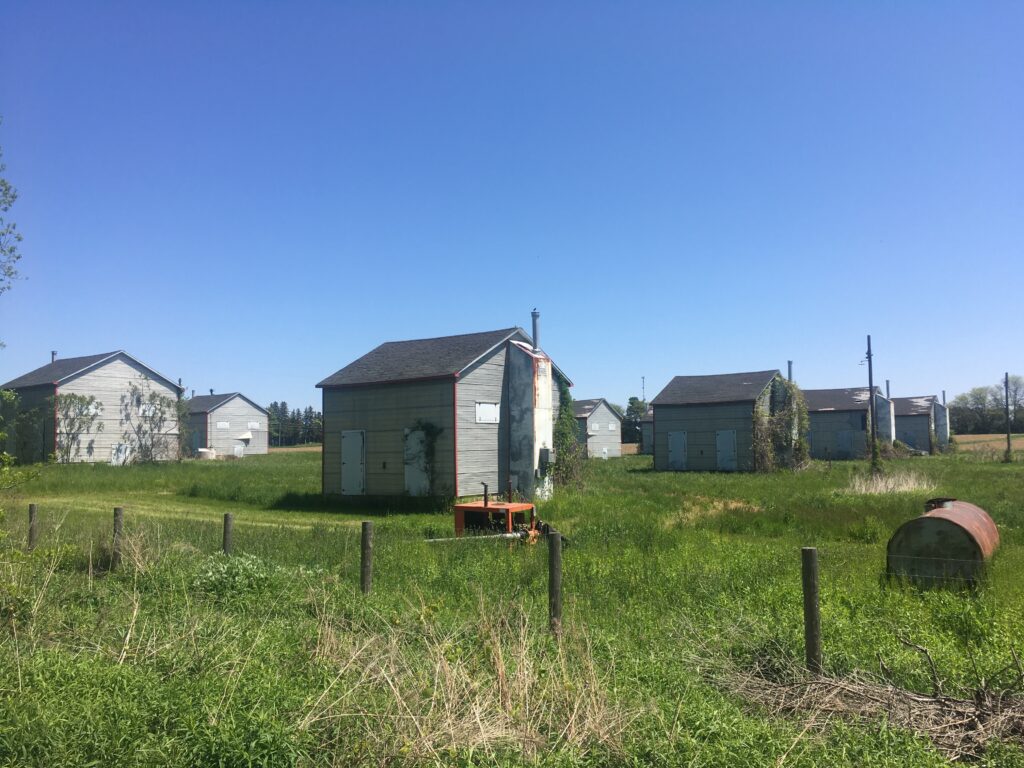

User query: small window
[217,421,230,429]
[140,403,156,418]
[608,423,616,431]
[247,421,260,430]
[475,403,499,424]
[590,421,600,433]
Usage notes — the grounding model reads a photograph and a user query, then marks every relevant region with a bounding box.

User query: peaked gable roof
[318,327,567,388]
[572,398,621,421]
[652,370,780,406]
[1,351,182,394]
[187,392,269,416]
[803,387,882,413]
[893,395,937,417]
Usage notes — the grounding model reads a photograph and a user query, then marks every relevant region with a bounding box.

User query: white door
[404,428,430,496]
[341,430,365,495]
[716,430,737,471]
[668,431,687,471]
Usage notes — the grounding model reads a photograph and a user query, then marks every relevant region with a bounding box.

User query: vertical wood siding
[896,414,933,451]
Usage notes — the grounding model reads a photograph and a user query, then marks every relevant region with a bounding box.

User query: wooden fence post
[360,521,373,595]
[801,546,822,674]
[223,513,234,555]
[548,531,563,635]
[112,507,124,571]
[28,503,38,551]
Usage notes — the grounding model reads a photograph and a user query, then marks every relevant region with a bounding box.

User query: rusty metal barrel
[886,498,999,586]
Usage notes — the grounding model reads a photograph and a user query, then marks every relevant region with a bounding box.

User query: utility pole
[641,376,646,403]
[866,335,880,474]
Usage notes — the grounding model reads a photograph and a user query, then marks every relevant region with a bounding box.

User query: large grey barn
[187,392,269,457]
[0,351,182,464]
[893,395,948,452]
[316,321,570,500]
[573,398,622,459]
[803,387,895,460]
[652,370,792,472]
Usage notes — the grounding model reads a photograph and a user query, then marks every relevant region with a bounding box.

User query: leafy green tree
[119,379,178,463]
[552,378,584,487]
[622,396,647,444]
[55,393,104,463]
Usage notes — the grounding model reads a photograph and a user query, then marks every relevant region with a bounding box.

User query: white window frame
[475,402,500,424]
[216,421,230,430]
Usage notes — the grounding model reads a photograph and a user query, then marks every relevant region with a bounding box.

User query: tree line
[267,402,323,446]
[949,375,1023,435]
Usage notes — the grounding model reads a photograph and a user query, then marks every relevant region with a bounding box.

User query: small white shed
[572,398,622,459]
[187,393,269,457]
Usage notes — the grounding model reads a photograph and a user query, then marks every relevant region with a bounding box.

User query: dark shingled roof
[1,351,119,389]
[317,328,526,388]
[893,396,936,417]
[803,387,879,413]
[651,370,780,406]
[572,398,620,420]
[187,393,239,414]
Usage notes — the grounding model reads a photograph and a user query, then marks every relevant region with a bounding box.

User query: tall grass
[1,453,1023,765]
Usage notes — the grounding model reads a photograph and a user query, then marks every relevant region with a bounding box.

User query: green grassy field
[1,452,1022,767]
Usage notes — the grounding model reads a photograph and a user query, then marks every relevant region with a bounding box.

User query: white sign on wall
[475,402,500,424]
[247,421,261,429]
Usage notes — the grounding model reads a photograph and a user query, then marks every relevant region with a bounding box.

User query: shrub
[192,553,275,598]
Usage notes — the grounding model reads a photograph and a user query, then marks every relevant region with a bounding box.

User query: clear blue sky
[2,2,1021,410]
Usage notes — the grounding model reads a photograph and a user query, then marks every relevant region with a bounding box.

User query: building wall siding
[455,344,507,496]
[875,394,896,444]
[640,422,654,455]
[896,413,933,452]
[654,401,756,471]
[322,380,455,496]
[807,410,867,460]
[204,397,269,456]
[578,401,622,458]
[2,384,56,462]
[58,356,180,462]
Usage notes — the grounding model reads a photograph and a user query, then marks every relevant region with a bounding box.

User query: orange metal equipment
[451,483,546,542]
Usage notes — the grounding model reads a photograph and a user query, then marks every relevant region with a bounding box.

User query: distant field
[269,443,323,453]
[954,433,1024,451]
[2,453,1023,766]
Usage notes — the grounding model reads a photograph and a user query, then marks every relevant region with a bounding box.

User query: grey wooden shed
[651,369,792,472]
[572,398,622,459]
[316,319,571,501]
[187,392,269,457]
[803,387,895,460]
[640,407,654,455]
[893,396,940,452]
[0,350,182,464]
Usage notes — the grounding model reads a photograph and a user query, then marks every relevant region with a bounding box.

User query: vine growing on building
[553,377,584,487]
[409,419,444,495]
[752,378,808,472]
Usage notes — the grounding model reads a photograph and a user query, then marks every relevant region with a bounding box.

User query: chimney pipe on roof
[51,350,57,363]
[886,379,890,399]
[209,388,214,396]
[942,390,946,406]
[191,389,195,399]
[787,360,792,382]
[531,309,540,353]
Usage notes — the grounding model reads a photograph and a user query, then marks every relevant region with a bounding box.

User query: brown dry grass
[846,472,934,495]
[662,496,760,529]
[269,444,323,453]
[954,434,1024,452]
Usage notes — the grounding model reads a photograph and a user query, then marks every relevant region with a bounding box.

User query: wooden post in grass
[548,531,563,635]
[360,521,373,595]
[801,547,822,674]
[112,507,124,571]
[28,504,38,551]
[222,513,234,555]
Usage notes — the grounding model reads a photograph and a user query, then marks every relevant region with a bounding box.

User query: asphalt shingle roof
[651,370,780,406]
[1,352,119,389]
[187,393,239,414]
[893,396,937,417]
[317,328,526,388]
[803,387,878,412]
